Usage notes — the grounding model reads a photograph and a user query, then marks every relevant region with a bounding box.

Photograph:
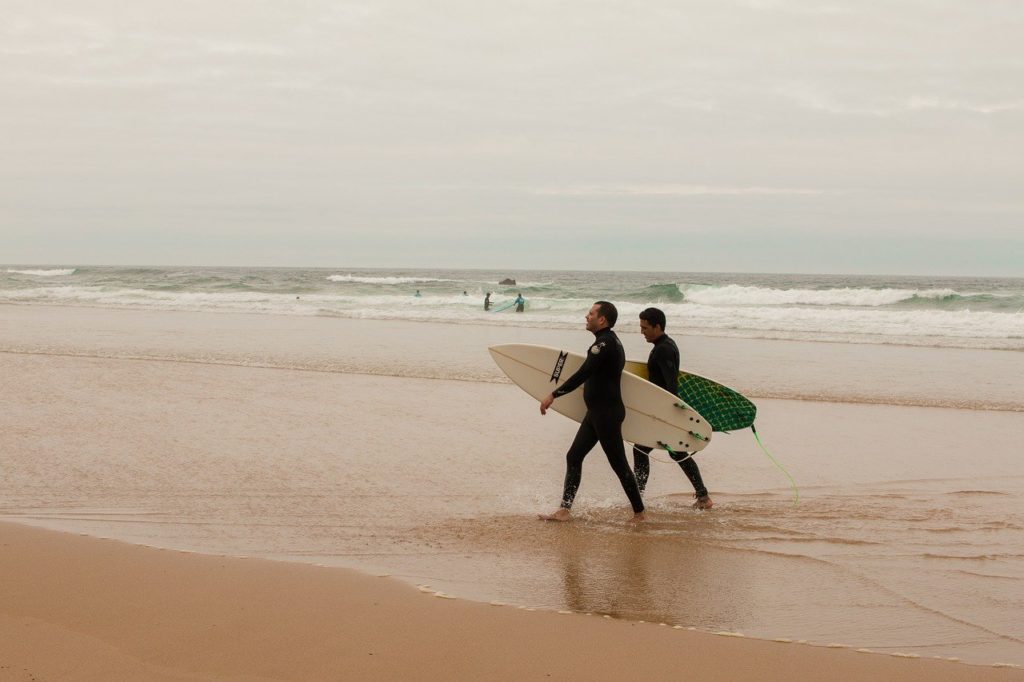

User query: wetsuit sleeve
[552,343,602,397]
[650,343,680,393]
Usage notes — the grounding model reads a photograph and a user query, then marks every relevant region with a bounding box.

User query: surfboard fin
[657,442,694,464]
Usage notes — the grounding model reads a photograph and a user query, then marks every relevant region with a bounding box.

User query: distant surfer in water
[484,292,491,311]
[538,301,646,522]
[514,293,525,312]
[633,308,713,509]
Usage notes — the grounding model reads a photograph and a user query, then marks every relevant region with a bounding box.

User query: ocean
[3,265,1023,351]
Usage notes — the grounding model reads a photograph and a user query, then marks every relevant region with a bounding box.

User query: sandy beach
[3,521,1021,681]
[2,305,1023,678]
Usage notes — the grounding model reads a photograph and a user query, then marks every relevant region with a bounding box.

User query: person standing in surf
[538,301,646,522]
[633,307,713,509]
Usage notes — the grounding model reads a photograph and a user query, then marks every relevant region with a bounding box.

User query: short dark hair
[594,300,618,328]
[639,307,666,330]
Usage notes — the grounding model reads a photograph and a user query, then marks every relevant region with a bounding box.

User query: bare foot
[692,495,714,510]
[630,511,648,523]
[538,508,572,522]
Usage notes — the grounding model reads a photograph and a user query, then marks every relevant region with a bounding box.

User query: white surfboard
[489,343,712,452]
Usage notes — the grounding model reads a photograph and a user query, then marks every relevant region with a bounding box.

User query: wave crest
[6,268,76,277]
[681,284,962,307]
[327,274,454,284]
[619,283,684,303]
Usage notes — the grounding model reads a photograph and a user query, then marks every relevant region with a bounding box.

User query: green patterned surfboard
[625,361,756,433]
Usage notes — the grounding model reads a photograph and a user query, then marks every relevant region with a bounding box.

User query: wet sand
[2,306,1023,674]
[3,303,1023,410]
[3,521,1020,681]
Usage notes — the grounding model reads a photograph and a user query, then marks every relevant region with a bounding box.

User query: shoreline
[5,345,1024,414]
[4,298,1024,354]
[3,303,1023,412]
[3,521,1020,681]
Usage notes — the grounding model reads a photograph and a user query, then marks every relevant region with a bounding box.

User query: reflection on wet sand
[420,492,1024,665]
[426,510,755,630]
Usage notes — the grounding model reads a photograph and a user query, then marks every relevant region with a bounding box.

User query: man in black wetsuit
[633,307,713,509]
[538,301,646,522]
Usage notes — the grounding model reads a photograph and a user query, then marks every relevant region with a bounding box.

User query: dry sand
[3,522,1020,681]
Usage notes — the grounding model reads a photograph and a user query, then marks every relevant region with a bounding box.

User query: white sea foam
[3,284,1022,350]
[680,284,958,307]
[650,301,1024,343]
[326,274,455,284]
[6,268,76,277]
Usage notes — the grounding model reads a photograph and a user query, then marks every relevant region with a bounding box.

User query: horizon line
[3,263,1023,280]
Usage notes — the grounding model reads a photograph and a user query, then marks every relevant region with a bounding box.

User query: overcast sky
[2,0,1022,275]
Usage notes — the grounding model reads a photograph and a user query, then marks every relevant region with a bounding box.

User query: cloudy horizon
[2,1,1022,275]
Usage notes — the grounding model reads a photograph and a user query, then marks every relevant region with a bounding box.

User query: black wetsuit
[552,327,645,513]
[632,334,708,498]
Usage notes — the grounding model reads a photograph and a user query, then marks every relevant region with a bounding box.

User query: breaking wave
[6,268,76,277]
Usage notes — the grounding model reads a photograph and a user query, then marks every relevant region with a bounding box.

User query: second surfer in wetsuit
[633,307,712,509]
[539,301,646,522]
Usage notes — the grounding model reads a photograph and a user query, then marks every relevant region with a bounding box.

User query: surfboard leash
[654,426,799,505]
[751,424,799,505]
